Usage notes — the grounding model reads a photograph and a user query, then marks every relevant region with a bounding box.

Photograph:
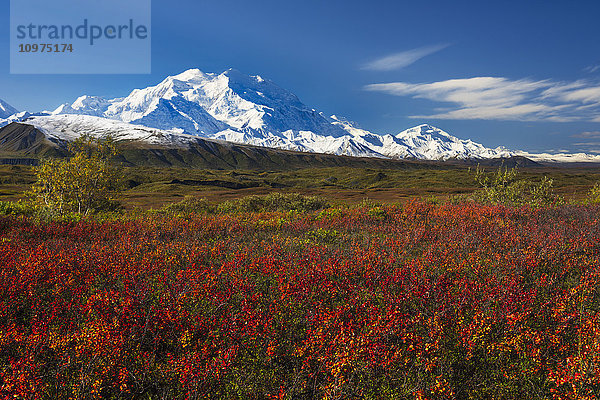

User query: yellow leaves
[28,135,123,215]
[432,375,455,397]
[90,378,102,396]
[292,345,304,358]
[180,329,192,349]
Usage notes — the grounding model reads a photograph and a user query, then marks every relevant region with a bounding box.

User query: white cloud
[365,76,600,122]
[361,44,449,71]
[572,131,600,138]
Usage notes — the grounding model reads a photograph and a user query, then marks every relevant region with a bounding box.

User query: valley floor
[2,164,600,208]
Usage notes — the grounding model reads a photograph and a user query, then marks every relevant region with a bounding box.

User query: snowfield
[24,114,208,148]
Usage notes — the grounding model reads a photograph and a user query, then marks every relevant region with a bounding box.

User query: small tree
[29,135,123,215]
[585,182,600,204]
[473,166,562,207]
[474,166,524,205]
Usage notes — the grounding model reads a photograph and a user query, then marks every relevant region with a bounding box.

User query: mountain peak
[222,68,265,84]
[72,95,108,109]
[415,123,436,130]
[171,68,212,82]
[52,95,111,116]
[399,124,453,139]
[0,99,18,119]
[43,68,511,161]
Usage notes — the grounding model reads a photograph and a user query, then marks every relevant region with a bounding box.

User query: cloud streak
[362,44,449,71]
[584,65,600,73]
[572,131,600,138]
[365,77,600,122]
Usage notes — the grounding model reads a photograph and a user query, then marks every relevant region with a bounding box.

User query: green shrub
[158,193,330,215]
[0,200,37,216]
[161,196,214,214]
[307,227,339,243]
[473,166,563,207]
[530,176,562,207]
[353,198,382,209]
[367,206,388,221]
[585,182,600,204]
[422,195,442,205]
[315,208,343,220]
[219,193,330,213]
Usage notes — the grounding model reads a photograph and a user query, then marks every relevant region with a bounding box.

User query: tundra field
[2,164,600,399]
[1,163,600,207]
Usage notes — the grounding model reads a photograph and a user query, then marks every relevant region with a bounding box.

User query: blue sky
[2,0,600,153]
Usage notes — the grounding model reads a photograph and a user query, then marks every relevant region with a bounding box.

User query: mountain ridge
[0,119,537,170]
[0,68,596,163]
[42,68,511,161]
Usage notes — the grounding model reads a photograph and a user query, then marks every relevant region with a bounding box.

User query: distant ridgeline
[0,121,537,170]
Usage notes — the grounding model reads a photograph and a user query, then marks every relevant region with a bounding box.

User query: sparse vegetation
[158,193,330,215]
[218,192,330,213]
[2,163,600,208]
[159,195,213,214]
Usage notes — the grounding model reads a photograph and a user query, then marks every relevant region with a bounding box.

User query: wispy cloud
[572,140,600,154]
[572,131,600,138]
[364,76,600,122]
[361,44,449,71]
[573,141,600,146]
[584,65,600,73]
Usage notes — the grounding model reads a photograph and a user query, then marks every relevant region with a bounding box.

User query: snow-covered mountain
[4,69,600,162]
[331,118,511,159]
[46,68,510,160]
[2,111,50,125]
[53,95,116,117]
[53,69,347,138]
[0,99,18,119]
[515,151,600,163]
[24,114,210,148]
